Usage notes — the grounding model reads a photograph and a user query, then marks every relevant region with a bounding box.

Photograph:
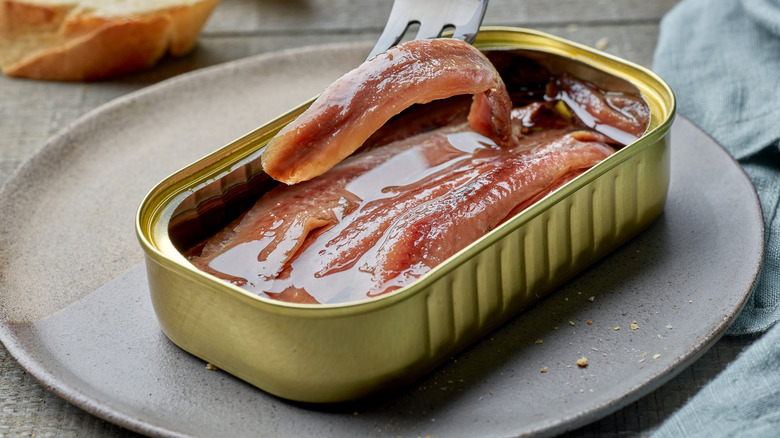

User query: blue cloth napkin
[650,0,780,436]
[654,0,780,336]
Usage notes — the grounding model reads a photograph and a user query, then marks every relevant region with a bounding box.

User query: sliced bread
[0,0,220,80]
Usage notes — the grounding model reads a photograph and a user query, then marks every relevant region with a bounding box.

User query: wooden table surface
[0,0,757,436]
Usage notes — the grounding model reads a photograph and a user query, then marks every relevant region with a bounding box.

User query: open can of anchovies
[136,27,675,403]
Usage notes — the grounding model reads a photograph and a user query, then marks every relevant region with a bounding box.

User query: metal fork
[366,0,489,60]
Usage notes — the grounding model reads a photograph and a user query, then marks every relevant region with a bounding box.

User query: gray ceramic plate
[0,43,763,438]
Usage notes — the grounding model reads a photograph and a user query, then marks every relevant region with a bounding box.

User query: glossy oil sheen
[136,27,676,403]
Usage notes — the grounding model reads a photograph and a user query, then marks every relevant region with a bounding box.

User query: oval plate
[0,42,762,437]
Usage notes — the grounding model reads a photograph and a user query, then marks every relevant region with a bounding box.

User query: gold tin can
[136,27,675,403]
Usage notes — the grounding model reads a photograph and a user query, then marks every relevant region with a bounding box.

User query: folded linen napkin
[654,0,780,336]
[651,0,780,436]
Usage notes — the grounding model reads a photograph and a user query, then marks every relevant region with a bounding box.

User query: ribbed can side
[420,133,670,363]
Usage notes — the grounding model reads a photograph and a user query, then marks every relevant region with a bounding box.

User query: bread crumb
[614,326,620,331]
[205,363,219,371]
[630,321,639,330]
[541,367,548,373]
[653,354,661,360]
[666,325,673,330]
[569,321,575,326]
[595,37,609,50]
[586,320,593,325]
[577,357,589,367]
[588,296,595,302]
[535,339,543,344]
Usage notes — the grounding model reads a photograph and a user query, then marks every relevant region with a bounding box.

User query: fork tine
[410,2,447,40]
[414,20,447,41]
[366,0,414,60]
[451,0,489,43]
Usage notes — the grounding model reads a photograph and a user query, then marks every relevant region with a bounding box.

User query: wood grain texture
[2,1,758,437]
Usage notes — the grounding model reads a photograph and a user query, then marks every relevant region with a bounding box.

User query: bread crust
[0,0,220,80]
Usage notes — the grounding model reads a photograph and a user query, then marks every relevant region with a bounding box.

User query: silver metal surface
[366,0,489,60]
